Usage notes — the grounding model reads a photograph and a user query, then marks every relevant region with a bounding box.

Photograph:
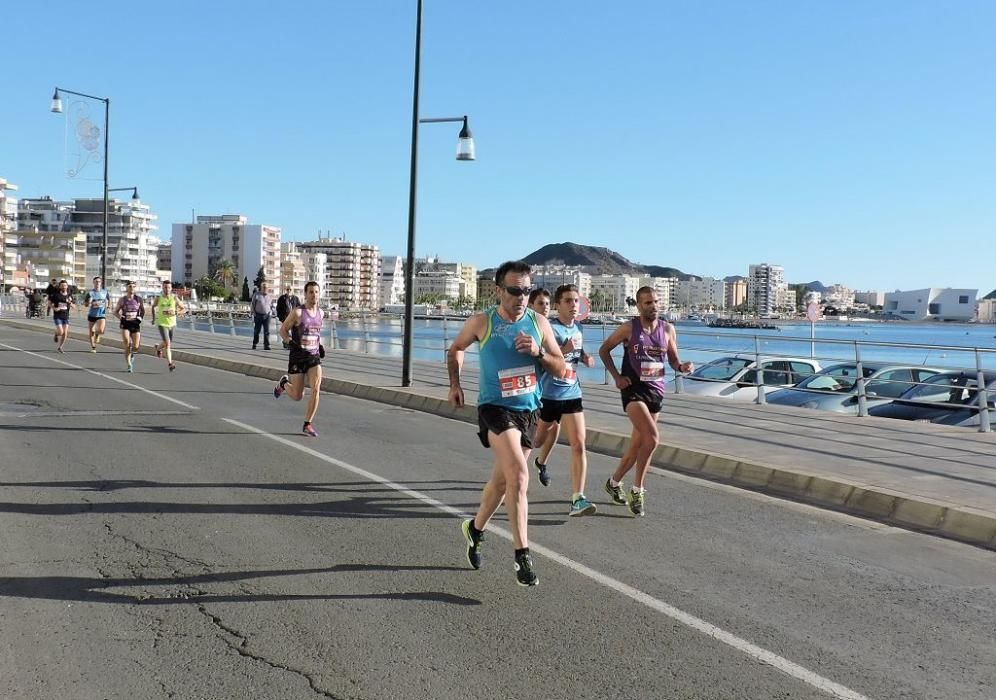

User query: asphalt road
[0,324,994,700]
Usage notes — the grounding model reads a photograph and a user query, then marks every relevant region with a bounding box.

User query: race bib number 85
[498,365,538,398]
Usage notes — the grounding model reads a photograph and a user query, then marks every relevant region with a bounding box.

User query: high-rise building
[171,215,282,293]
[297,235,380,310]
[853,290,885,307]
[280,242,308,294]
[379,255,405,307]
[638,276,676,309]
[0,178,18,291]
[3,229,87,291]
[748,263,785,316]
[590,274,643,313]
[413,270,462,301]
[725,278,748,310]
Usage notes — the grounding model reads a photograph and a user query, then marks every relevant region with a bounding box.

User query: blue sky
[4,1,994,292]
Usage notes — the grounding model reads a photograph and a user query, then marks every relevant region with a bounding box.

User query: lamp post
[402,0,476,387]
[51,87,110,285]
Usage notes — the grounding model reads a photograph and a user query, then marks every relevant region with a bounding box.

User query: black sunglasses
[501,285,533,297]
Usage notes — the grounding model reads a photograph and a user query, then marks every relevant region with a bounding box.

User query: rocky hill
[522,242,694,280]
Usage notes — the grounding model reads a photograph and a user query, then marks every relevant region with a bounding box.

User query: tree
[213,260,238,291]
[415,292,443,306]
[254,266,266,290]
[453,295,475,311]
[588,289,609,313]
[241,276,251,302]
[194,276,226,300]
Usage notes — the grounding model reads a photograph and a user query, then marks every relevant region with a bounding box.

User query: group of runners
[448,260,692,586]
[45,277,185,372]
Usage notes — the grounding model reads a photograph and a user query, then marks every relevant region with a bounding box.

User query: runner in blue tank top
[532,284,598,517]
[273,280,325,438]
[447,260,567,587]
[598,286,693,517]
[83,276,110,352]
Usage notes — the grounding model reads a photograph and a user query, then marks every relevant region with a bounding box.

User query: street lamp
[51,87,111,285]
[402,0,476,387]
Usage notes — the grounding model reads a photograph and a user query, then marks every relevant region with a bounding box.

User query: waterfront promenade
[3,316,994,550]
[2,320,996,698]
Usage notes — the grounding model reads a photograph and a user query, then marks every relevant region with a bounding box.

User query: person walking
[152,280,186,371]
[448,261,567,587]
[598,286,692,517]
[250,282,274,350]
[272,281,325,437]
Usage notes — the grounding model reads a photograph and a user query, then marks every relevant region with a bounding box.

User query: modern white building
[638,276,677,310]
[674,277,725,310]
[413,270,462,301]
[378,255,405,307]
[853,290,885,307]
[172,215,282,293]
[297,235,380,311]
[883,288,978,322]
[529,265,592,299]
[0,178,18,291]
[590,274,642,313]
[748,263,786,316]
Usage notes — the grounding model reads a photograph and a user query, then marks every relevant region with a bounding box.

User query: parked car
[666,355,821,401]
[765,362,941,414]
[866,370,996,427]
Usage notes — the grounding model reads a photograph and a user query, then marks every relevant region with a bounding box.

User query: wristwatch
[535,346,546,360]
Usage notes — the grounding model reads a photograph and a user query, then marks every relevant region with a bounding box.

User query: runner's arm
[666,326,693,373]
[279,308,301,344]
[447,313,485,388]
[534,315,568,378]
[598,322,631,381]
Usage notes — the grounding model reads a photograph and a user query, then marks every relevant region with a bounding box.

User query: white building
[977,298,996,323]
[854,290,885,307]
[297,235,380,311]
[157,243,172,279]
[883,288,978,322]
[280,242,308,294]
[529,265,592,299]
[378,255,405,307]
[823,284,855,308]
[590,274,642,313]
[172,215,282,293]
[413,270,462,301]
[3,229,87,291]
[0,178,17,290]
[638,276,677,310]
[674,277,725,310]
[748,263,786,316]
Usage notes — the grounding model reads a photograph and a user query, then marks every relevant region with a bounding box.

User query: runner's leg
[561,411,588,496]
[489,429,530,549]
[611,424,641,483]
[303,364,322,423]
[626,402,659,489]
[285,372,306,401]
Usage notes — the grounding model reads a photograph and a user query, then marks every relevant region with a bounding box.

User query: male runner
[82,276,110,352]
[448,261,566,587]
[114,281,145,372]
[533,284,597,516]
[152,280,186,371]
[598,286,692,516]
[272,280,324,437]
[47,280,75,353]
[527,288,556,486]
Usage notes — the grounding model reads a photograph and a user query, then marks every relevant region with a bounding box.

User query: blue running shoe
[569,495,596,517]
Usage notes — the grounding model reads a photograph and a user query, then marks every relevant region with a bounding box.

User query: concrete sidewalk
[4,316,996,551]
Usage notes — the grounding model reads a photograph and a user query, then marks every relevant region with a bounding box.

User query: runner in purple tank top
[272,280,324,437]
[598,286,693,516]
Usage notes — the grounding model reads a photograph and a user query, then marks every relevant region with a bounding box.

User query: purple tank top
[121,296,142,321]
[621,317,670,393]
[293,306,324,355]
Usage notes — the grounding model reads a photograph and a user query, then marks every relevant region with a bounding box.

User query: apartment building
[172,215,281,292]
[529,265,592,299]
[0,178,17,290]
[853,290,885,307]
[823,284,855,308]
[4,229,87,291]
[296,235,380,311]
[674,277,725,310]
[725,278,747,309]
[413,270,462,300]
[638,276,676,309]
[157,243,172,278]
[378,255,404,307]
[590,274,642,313]
[748,263,786,315]
[280,242,308,294]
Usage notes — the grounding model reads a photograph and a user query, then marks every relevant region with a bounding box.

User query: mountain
[522,242,694,280]
[797,280,827,292]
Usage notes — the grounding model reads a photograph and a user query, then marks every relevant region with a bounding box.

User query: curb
[4,318,994,552]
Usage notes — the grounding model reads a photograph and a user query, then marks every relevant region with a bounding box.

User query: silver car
[765,362,941,414]
[667,355,821,401]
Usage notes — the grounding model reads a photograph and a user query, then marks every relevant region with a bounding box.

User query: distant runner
[448,261,566,587]
[47,280,75,354]
[82,276,109,352]
[273,281,324,437]
[599,286,692,516]
[152,280,185,372]
[114,281,145,372]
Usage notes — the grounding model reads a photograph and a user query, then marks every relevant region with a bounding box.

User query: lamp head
[50,89,63,114]
[456,116,475,161]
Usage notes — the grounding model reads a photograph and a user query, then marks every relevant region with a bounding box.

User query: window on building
[928,303,941,315]
[959,295,969,304]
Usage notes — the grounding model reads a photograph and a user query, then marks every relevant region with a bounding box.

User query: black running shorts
[621,383,664,414]
[477,404,540,449]
[538,397,584,424]
[288,350,322,375]
[120,319,142,334]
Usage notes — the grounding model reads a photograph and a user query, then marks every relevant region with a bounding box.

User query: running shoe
[89,347,97,354]
[302,422,318,437]
[168,363,176,372]
[127,355,134,373]
[534,458,551,487]
[57,347,64,354]
[514,551,538,587]
[461,519,484,570]
[273,374,289,399]
[569,495,597,517]
[604,478,627,505]
[154,344,162,359]
[628,489,646,517]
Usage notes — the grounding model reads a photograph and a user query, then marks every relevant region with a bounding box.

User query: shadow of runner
[0,564,480,606]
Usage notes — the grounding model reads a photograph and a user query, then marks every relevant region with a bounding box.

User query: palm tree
[213,260,238,291]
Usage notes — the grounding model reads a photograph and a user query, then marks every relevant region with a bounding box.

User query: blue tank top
[620,317,670,396]
[541,318,583,401]
[477,307,544,411]
[86,289,109,318]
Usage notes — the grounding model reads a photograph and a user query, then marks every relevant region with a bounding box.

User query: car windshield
[794,364,871,393]
[690,357,752,381]
[902,374,979,404]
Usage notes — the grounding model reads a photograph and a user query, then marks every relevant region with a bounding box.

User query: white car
[666,355,822,401]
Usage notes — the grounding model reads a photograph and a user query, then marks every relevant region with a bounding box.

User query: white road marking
[222,417,872,700]
[0,342,199,410]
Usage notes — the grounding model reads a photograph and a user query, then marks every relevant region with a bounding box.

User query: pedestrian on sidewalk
[448,260,567,587]
[250,282,273,350]
[276,285,301,349]
[598,286,692,517]
[272,280,325,437]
